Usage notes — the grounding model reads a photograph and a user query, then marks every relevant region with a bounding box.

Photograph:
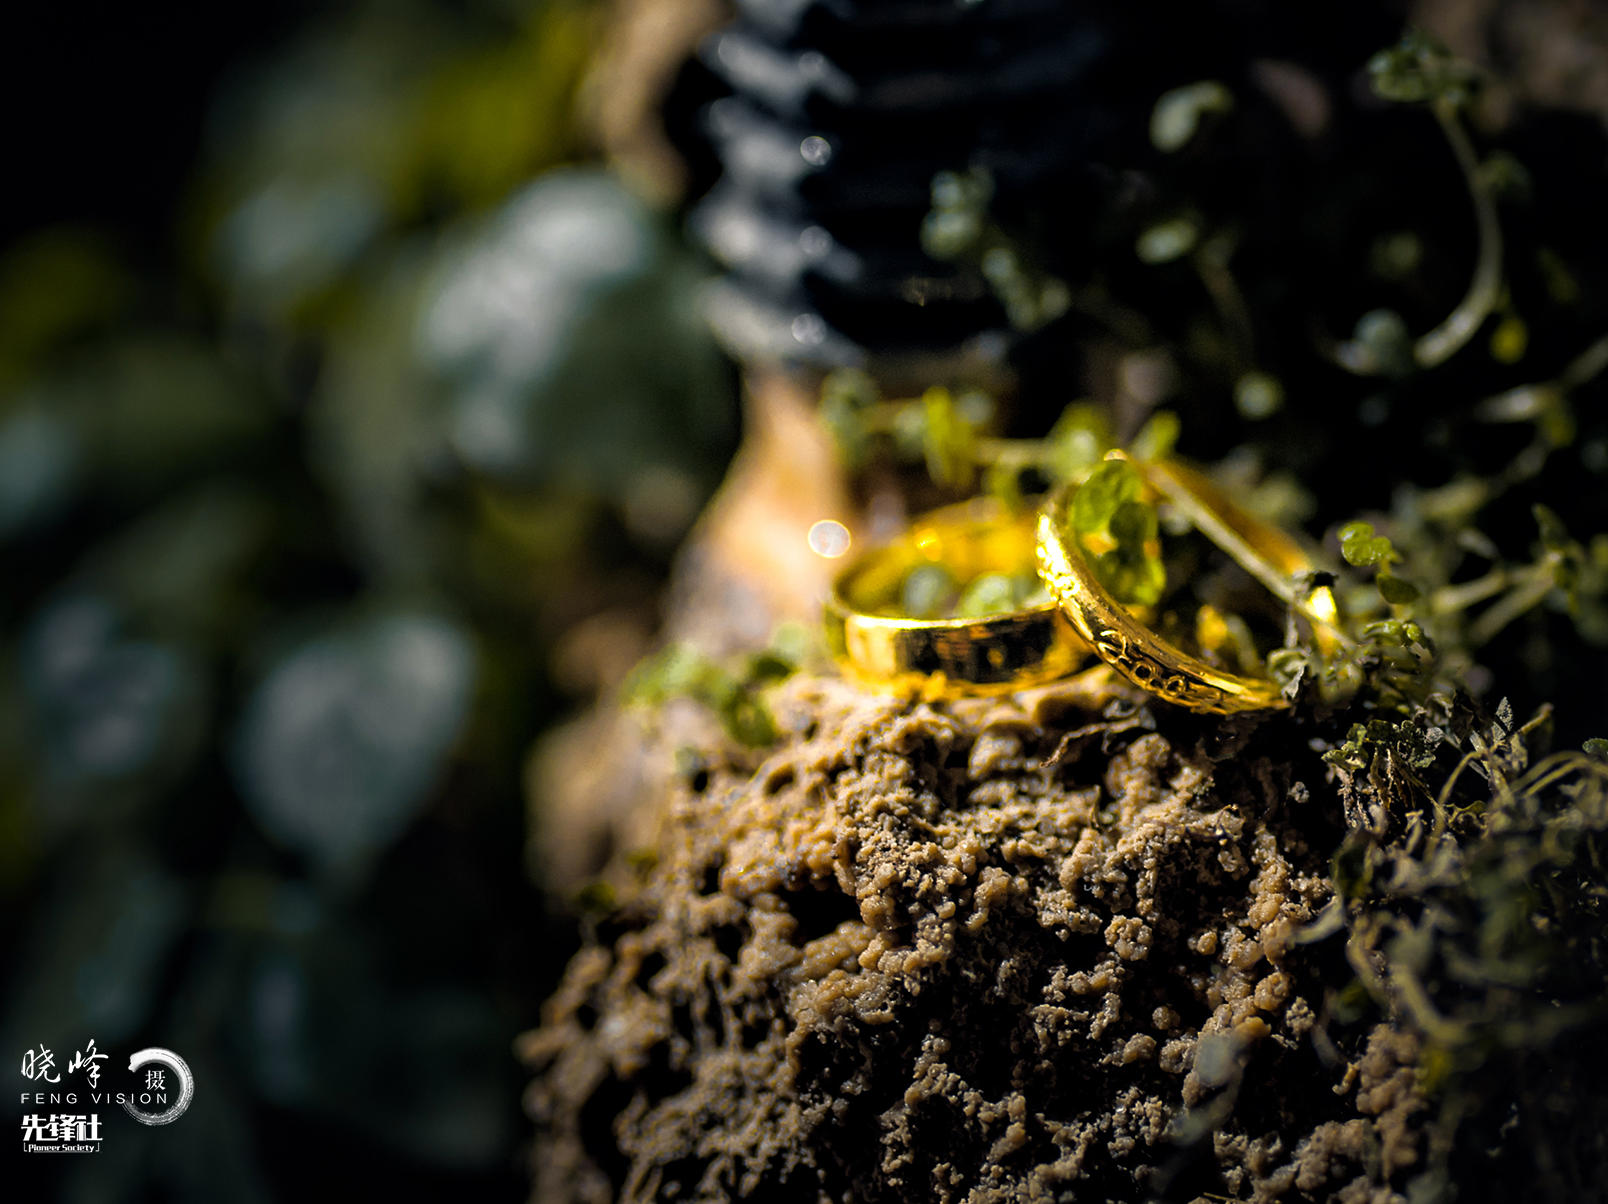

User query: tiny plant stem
[1413,99,1503,369]
[1385,943,1465,1045]
[1192,234,1256,369]
[1064,282,1156,347]
[972,437,1045,468]
[1428,567,1512,616]
[1560,330,1608,391]
[1517,751,1608,801]
[1465,557,1559,647]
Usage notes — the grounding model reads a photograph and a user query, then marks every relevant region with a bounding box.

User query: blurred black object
[683,0,1412,374]
[689,0,1155,367]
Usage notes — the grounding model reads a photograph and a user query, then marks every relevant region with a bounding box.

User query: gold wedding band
[825,498,1088,695]
[1036,453,1340,714]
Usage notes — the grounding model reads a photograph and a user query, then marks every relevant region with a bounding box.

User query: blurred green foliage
[1,1,736,1200]
[623,625,811,749]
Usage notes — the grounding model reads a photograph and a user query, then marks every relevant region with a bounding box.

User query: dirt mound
[523,673,1435,1202]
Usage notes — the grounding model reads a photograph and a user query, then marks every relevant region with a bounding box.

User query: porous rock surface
[523,672,1426,1203]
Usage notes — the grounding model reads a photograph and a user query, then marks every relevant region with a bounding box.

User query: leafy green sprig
[921,168,1072,334]
[622,624,809,747]
[1314,692,1608,1201]
[1330,33,1500,377]
[820,367,1179,499]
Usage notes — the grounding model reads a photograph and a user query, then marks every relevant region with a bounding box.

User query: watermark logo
[18,1040,193,1153]
[21,1112,102,1154]
[122,1048,194,1126]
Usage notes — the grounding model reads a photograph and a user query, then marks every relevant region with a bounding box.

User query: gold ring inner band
[825,499,1088,694]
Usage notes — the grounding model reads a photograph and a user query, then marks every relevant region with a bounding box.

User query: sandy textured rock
[522,672,1435,1203]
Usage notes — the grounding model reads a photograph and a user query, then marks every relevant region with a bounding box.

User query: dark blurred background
[3,1,736,1199]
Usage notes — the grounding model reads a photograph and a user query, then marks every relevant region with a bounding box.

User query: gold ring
[825,498,1089,695]
[1035,453,1340,714]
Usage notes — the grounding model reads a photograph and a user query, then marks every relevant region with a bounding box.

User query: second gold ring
[824,498,1088,695]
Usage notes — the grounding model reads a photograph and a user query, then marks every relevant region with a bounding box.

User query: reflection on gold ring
[825,498,1089,696]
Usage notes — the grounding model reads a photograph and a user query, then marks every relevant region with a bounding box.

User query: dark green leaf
[1378,573,1420,605]
[1109,498,1159,547]
[723,694,779,746]
[1092,548,1166,608]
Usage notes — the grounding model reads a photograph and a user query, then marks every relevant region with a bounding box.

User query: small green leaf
[1069,461,1165,607]
[1130,410,1180,463]
[625,636,793,748]
[624,643,717,704]
[891,403,927,460]
[979,245,1018,285]
[723,694,779,746]
[1584,738,1608,759]
[1489,313,1528,364]
[767,620,812,668]
[1367,31,1471,106]
[1267,647,1311,693]
[920,208,981,260]
[954,389,995,428]
[1136,218,1200,265]
[1532,504,1572,552]
[1339,520,1400,568]
[1150,81,1234,153]
[1042,403,1113,482]
[1071,460,1142,537]
[1233,372,1284,420]
[745,649,796,685]
[1360,618,1435,653]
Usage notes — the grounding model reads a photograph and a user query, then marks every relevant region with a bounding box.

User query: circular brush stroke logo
[122,1049,194,1126]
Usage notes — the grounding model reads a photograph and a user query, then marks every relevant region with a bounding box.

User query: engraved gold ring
[1035,452,1341,714]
